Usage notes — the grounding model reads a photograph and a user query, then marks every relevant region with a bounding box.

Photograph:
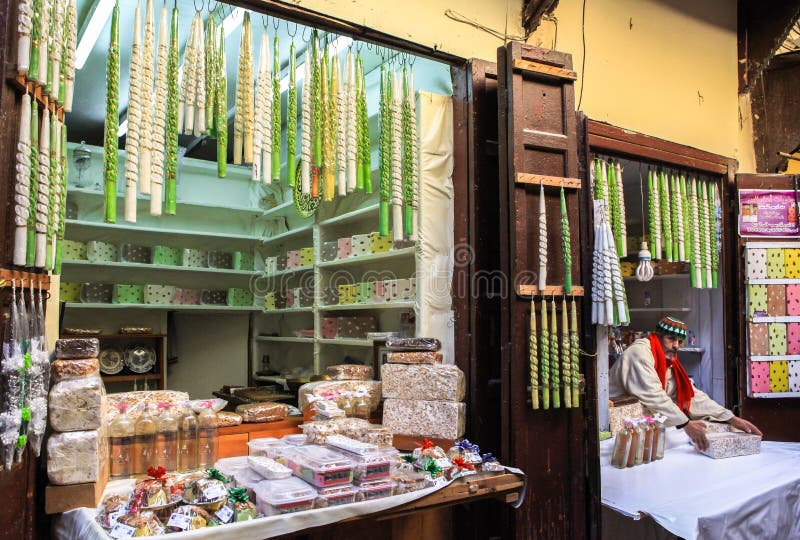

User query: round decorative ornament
[124,344,157,374]
[99,347,124,375]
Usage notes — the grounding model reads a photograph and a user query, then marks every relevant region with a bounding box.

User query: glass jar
[641,417,655,464]
[109,404,135,477]
[626,419,642,468]
[134,405,158,475]
[611,421,633,469]
[633,419,646,466]
[654,415,667,460]
[197,403,219,468]
[155,404,179,471]
[178,404,198,472]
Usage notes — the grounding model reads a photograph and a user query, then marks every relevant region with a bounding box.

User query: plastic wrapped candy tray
[253,477,317,516]
[285,445,354,488]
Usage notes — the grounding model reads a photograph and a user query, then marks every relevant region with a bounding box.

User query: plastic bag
[48,375,106,432]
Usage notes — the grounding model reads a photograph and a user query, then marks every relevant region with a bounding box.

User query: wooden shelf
[628,307,691,313]
[515,173,581,189]
[318,204,380,227]
[317,338,374,347]
[317,247,416,268]
[10,73,64,121]
[0,268,51,290]
[516,284,584,297]
[261,224,314,245]
[102,373,161,382]
[255,336,314,343]
[319,301,415,311]
[512,58,578,80]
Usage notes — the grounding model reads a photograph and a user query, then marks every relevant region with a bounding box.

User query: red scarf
[648,333,694,415]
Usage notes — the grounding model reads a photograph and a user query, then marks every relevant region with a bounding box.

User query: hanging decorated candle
[165,4,179,203]
[124,0,142,223]
[529,299,538,410]
[286,42,297,186]
[538,182,547,291]
[561,186,572,294]
[540,297,550,410]
[570,298,580,408]
[550,299,560,408]
[102,1,119,223]
[271,35,281,183]
[561,297,571,408]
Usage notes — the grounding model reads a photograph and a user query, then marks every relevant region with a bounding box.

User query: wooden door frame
[585,120,742,411]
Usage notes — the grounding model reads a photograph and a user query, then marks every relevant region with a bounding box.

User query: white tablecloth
[601,428,800,540]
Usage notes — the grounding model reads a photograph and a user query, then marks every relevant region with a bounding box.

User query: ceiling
[67,0,447,161]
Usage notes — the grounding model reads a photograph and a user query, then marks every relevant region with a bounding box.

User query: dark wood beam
[738,0,800,92]
[522,0,560,34]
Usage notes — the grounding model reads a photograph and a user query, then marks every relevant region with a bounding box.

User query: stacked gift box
[380,337,466,440]
[322,279,416,306]
[321,317,378,339]
[65,239,253,270]
[264,246,315,275]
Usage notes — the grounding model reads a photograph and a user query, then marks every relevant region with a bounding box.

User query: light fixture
[75,0,116,70]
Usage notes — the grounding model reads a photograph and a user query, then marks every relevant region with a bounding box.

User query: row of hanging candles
[101,2,420,240]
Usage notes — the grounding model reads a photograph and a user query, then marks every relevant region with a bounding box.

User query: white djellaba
[124,1,143,223]
[344,52,357,193]
[35,111,50,268]
[300,53,312,194]
[252,33,271,183]
[139,0,156,196]
[13,94,32,266]
[334,54,347,197]
[409,71,419,242]
[390,72,403,242]
[149,4,169,216]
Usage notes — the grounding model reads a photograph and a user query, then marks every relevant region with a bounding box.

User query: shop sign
[739,189,800,237]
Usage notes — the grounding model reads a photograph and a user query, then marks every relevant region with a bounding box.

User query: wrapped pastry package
[55,338,100,359]
[386,351,443,365]
[385,337,441,352]
[247,455,292,479]
[217,411,243,427]
[361,425,394,446]
[298,381,382,412]
[326,364,374,381]
[106,391,190,422]
[699,433,762,459]
[115,511,164,536]
[49,375,106,432]
[300,421,341,445]
[51,358,100,382]
[381,364,466,401]
[47,429,108,485]
[383,399,466,439]
[235,402,288,423]
[332,417,375,440]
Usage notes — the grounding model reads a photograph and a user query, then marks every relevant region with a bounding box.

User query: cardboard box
[337,238,352,259]
[369,232,393,254]
[300,247,315,267]
[322,241,338,262]
[286,250,301,269]
[351,234,371,257]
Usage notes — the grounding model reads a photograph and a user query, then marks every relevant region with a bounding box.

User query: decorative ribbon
[228,487,249,503]
[416,438,435,451]
[455,439,480,454]
[206,468,229,483]
[401,454,416,464]
[481,453,498,464]
[451,456,475,471]
[423,460,442,476]
[147,466,167,480]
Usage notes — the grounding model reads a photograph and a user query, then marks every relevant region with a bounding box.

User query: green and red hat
[656,316,687,339]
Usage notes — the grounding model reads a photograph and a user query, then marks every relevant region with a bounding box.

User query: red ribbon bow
[451,456,475,471]
[147,466,167,480]
[416,438,435,451]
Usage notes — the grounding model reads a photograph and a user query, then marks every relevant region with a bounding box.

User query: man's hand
[685,420,709,451]
[729,416,763,437]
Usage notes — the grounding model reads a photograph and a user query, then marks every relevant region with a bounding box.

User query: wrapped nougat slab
[381,364,465,401]
[298,380,382,412]
[698,432,761,459]
[386,351,443,365]
[47,429,107,485]
[235,402,288,423]
[106,390,190,422]
[49,375,106,432]
[383,399,466,440]
[51,358,100,382]
[385,337,441,352]
[326,364,374,381]
[55,337,100,359]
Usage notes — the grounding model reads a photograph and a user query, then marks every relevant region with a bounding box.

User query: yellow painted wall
[290,0,752,165]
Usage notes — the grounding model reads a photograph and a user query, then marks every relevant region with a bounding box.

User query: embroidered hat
[656,316,688,339]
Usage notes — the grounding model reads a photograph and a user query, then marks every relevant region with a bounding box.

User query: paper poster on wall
[739,189,800,237]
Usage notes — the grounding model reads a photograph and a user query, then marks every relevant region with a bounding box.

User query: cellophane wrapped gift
[49,375,107,431]
[386,337,441,352]
[208,250,234,269]
[337,237,352,259]
[234,250,255,270]
[59,282,81,302]
[152,245,181,266]
[105,390,190,422]
[321,241,338,262]
[227,288,254,307]
[331,417,374,439]
[47,428,108,484]
[80,283,113,303]
[299,247,315,267]
[182,248,208,268]
[86,240,118,263]
[356,282,375,304]
[144,285,177,305]
[338,284,357,305]
[173,288,202,305]
[235,402,289,423]
[112,284,145,304]
[218,412,243,427]
[699,432,761,459]
[326,364,374,381]
[608,399,645,435]
[62,239,87,260]
[360,425,394,446]
[387,352,443,366]
[120,244,153,264]
[51,358,100,382]
[369,232,393,254]
[381,364,466,401]
[300,421,341,444]
[383,399,466,440]
[351,234,371,257]
[298,381,382,412]
[56,338,100,359]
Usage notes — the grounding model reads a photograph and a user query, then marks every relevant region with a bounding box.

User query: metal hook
[206,0,217,14]
[287,21,298,39]
[193,0,203,13]
[302,25,311,42]
[272,15,279,31]
[355,41,363,54]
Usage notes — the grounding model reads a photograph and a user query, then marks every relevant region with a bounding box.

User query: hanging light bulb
[636,241,654,281]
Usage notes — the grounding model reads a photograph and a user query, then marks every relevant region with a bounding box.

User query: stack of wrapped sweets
[380,338,466,440]
[47,338,109,485]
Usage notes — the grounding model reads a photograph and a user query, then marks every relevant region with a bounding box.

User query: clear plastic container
[286,445,354,487]
[325,438,393,483]
[282,434,309,446]
[108,404,135,478]
[626,420,642,468]
[215,456,250,479]
[391,470,432,494]
[233,467,266,501]
[248,455,293,479]
[197,404,219,468]
[178,404,198,472]
[315,484,358,508]
[254,477,317,516]
[355,479,395,502]
[248,437,290,460]
[654,415,667,460]
[611,421,632,469]
[325,435,378,455]
[133,405,157,475]
[642,417,655,464]
[154,405,178,471]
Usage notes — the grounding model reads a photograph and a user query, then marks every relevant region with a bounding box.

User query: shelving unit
[66,303,262,313]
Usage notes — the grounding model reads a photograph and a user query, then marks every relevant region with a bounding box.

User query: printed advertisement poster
[739,189,800,237]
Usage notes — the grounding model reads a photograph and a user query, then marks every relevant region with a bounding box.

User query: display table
[54,472,524,540]
[601,428,800,540]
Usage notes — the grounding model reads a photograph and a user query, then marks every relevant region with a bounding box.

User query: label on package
[167,512,192,530]
[109,523,136,538]
[434,457,452,469]
[107,507,127,527]
[432,476,449,489]
[215,505,234,524]
[203,483,226,501]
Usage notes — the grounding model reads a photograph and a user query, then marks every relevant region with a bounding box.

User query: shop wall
[289,0,746,162]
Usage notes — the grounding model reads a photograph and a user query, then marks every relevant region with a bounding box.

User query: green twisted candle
[540,299,550,410]
[165,5,179,208]
[357,57,371,193]
[681,174,690,264]
[102,1,119,223]
[529,299,538,409]
[401,67,414,236]
[311,31,322,196]
[29,0,40,81]
[271,35,281,182]
[659,169,671,261]
[561,186,572,293]
[321,44,334,200]
[355,56,365,192]
[204,17,217,138]
[606,160,621,254]
[286,42,297,186]
[215,25,227,178]
[46,112,58,270]
[561,297,571,409]
[670,174,680,261]
[379,64,391,236]
[593,158,606,202]
[27,101,38,266]
[570,298,580,408]
[55,124,68,274]
[550,299,560,408]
